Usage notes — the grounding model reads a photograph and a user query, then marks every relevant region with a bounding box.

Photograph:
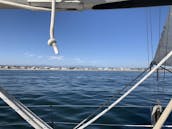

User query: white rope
[48,0,59,54]
[74,50,172,129]
[0,0,59,54]
[0,0,51,11]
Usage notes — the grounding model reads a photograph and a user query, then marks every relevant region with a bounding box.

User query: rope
[0,0,58,54]
[0,0,51,11]
[48,0,59,54]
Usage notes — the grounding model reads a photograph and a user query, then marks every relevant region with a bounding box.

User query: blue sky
[0,6,169,67]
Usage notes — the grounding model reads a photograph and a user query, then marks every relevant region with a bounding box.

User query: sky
[0,6,169,67]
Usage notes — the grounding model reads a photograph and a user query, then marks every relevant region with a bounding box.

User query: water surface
[0,70,171,129]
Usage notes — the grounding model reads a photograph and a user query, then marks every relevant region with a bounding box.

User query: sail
[152,6,172,66]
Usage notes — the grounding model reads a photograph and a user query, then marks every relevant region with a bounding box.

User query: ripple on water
[0,71,171,129]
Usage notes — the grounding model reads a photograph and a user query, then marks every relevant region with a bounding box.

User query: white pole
[153,99,172,129]
[75,50,172,129]
[0,87,52,129]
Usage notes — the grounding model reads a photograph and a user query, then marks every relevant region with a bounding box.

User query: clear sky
[0,6,169,67]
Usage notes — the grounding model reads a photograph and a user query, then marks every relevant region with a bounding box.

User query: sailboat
[0,0,172,129]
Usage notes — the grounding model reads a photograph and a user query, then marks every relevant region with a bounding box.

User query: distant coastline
[0,65,146,71]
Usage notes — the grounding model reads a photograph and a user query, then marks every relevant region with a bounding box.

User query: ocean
[0,70,171,129]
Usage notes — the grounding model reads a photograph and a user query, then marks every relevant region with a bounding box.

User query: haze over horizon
[0,6,169,67]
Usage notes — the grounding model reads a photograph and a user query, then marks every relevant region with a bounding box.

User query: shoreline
[0,69,145,72]
[0,65,146,72]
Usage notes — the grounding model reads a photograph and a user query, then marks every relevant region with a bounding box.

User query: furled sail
[152,6,172,66]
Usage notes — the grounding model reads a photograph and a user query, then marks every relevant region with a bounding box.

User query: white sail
[153,6,172,66]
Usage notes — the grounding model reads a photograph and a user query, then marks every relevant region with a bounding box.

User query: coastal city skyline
[0,6,169,67]
[0,65,151,71]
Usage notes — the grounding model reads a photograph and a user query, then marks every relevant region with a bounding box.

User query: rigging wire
[146,8,154,67]
[74,51,172,129]
[159,7,161,40]
[146,7,155,65]
[146,7,157,106]
[160,66,172,74]
[149,8,154,60]
[156,8,161,103]
[164,7,171,79]
[74,67,150,128]
[145,8,156,109]
[166,7,170,61]
[146,8,150,66]
[158,6,166,104]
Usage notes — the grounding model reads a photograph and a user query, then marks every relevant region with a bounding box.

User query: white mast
[0,87,52,129]
[75,50,172,129]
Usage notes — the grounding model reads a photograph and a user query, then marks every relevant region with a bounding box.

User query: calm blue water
[0,70,171,129]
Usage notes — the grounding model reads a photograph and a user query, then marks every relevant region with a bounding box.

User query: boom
[0,0,172,11]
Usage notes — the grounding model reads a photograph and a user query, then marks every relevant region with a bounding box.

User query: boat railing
[0,121,171,128]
